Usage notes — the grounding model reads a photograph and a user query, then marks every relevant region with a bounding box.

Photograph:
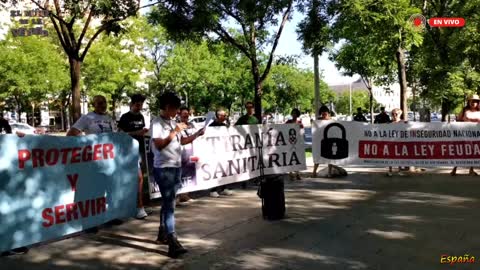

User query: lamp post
[349,81,353,116]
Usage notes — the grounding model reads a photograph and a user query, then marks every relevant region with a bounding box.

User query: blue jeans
[153,167,182,235]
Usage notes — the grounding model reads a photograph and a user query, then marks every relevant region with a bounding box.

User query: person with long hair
[451,94,480,176]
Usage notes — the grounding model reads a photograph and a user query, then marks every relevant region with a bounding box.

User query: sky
[274,10,358,86]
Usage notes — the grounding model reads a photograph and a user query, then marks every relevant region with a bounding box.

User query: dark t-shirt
[0,118,12,134]
[210,120,227,127]
[374,112,391,124]
[353,113,367,122]
[235,114,259,125]
[118,111,146,152]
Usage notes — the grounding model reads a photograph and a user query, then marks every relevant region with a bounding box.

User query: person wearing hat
[451,94,480,176]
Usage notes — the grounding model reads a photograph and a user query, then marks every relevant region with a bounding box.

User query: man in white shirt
[151,92,204,258]
[66,95,120,232]
[67,95,118,136]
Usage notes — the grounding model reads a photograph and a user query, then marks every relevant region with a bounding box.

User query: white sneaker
[220,189,233,196]
[210,191,220,198]
[136,208,148,219]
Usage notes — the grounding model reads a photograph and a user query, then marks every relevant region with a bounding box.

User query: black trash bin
[257,174,286,220]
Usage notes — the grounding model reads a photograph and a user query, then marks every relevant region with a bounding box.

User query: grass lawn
[305,148,312,158]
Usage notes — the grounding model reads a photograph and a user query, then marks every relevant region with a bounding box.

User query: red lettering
[96,197,106,213]
[65,203,78,221]
[82,146,93,161]
[42,208,54,227]
[67,174,78,191]
[93,144,102,160]
[103,144,115,159]
[18,149,31,169]
[60,148,72,164]
[45,149,59,166]
[32,148,45,168]
[70,147,81,163]
[78,200,90,218]
[90,199,96,216]
[54,205,66,224]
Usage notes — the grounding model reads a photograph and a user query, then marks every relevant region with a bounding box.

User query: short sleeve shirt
[118,111,146,153]
[72,112,118,135]
[150,116,182,168]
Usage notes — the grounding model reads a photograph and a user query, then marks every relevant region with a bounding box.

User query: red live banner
[359,141,480,159]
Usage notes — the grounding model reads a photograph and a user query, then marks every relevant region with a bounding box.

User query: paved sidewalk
[2,166,480,270]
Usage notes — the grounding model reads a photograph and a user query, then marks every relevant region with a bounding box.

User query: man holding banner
[150,92,204,258]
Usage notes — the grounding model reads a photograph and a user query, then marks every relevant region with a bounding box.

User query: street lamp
[349,81,353,116]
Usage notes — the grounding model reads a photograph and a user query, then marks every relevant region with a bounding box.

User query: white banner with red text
[146,124,306,199]
[313,120,480,167]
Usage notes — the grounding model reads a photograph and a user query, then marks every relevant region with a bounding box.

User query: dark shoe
[1,247,29,256]
[85,227,99,234]
[156,226,168,245]
[167,233,188,258]
[106,219,124,226]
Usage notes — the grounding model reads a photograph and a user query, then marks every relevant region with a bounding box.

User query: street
[1,164,479,270]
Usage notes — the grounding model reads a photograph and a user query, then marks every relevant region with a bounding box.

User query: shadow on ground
[2,169,480,270]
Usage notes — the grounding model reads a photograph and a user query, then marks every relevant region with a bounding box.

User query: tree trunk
[369,88,374,124]
[112,98,117,120]
[254,81,263,122]
[313,53,320,119]
[441,98,449,122]
[396,47,408,120]
[60,105,65,131]
[69,57,82,124]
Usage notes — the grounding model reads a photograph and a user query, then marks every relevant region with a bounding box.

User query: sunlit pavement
[2,163,480,270]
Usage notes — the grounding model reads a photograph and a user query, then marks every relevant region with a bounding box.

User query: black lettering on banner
[288,152,301,166]
[201,164,211,180]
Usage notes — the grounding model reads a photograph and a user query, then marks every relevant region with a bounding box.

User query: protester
[177,107,195,203]
[236,101,259,188]
[451,94,480,176]
[0,114,12,134]
[353,107,367,122]
[151,92,204,258]
[235,101,259,125]
[387,108,406,176]
[118,94,152,219]
[67,95,121,230]
[313,105,345,178]
[67,95,118,136]
[209,108,235,197]
[286,108,303,180]
[374,107,391,124]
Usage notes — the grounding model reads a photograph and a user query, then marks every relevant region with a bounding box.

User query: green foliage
[262,63,334,114]
[297,0,331,56]
[335,90,379,115]
[0,34,69,119]
[83,17,150,116]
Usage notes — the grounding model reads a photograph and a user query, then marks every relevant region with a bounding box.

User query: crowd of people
[2,92,480,258]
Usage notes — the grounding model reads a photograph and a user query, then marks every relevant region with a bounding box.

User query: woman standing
[451,94,480,176]
[286,108,303,180]
[387,108,405,176]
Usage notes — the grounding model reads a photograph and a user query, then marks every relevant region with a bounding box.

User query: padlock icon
[320,123,349,159]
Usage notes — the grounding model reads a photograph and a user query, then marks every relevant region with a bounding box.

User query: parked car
[10,123,44,135]
[189,116,206,129]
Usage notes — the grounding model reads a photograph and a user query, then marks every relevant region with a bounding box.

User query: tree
[26,0,139,123]
[149,0,294,121]
[330,0,423,120]
[410,0,480,121]
[297,0,331,119]
[330,38,393,123]
[262,61,334,114]
[335,90,379,115]
[83,17,150,119]
[0,33,69,124]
